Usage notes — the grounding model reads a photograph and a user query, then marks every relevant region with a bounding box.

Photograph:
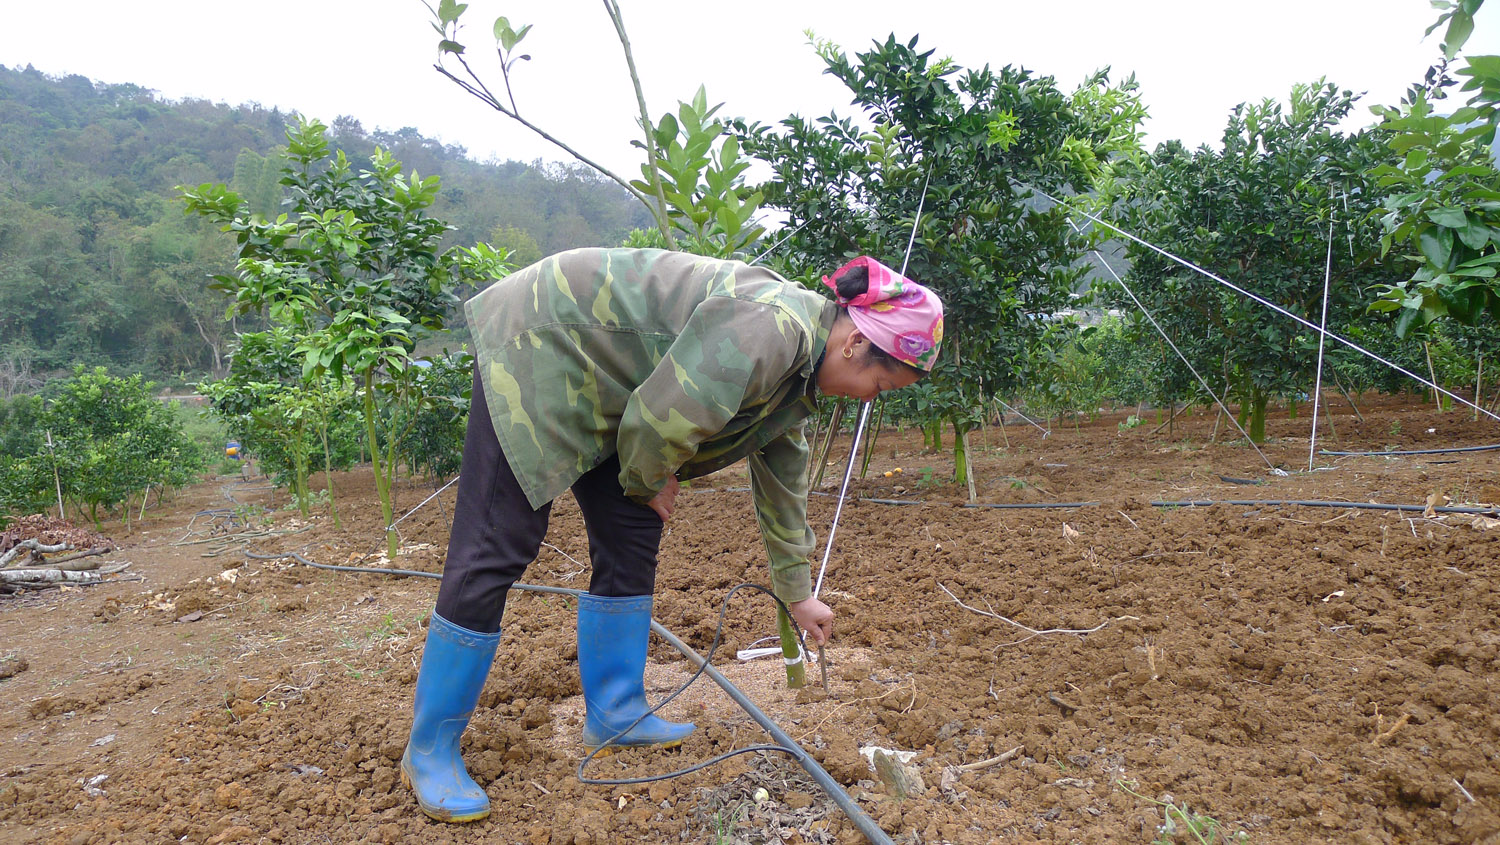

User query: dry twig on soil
[937,582,1138,647]
[794,680,915,742]
[1047,692,1080,714]
[955,744,1024,773]
[1372,704,1410,746]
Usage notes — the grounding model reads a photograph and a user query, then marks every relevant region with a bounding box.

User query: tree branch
[433,60,651,209]
[602,0,676,247]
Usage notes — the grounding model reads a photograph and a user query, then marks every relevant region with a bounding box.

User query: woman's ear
[843,329,868,355]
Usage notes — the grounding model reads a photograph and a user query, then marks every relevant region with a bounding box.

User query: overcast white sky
[3,1,1498,178]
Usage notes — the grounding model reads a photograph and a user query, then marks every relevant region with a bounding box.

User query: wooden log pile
[0,515,124,592]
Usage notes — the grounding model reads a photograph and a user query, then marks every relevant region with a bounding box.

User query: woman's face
[816,330,923,402]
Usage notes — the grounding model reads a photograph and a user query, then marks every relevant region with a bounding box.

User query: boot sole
[584,737,685,758]
[400,765,490,823]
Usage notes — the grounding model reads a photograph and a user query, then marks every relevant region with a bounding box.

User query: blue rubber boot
[400,612,501,822]
[578,594,696,754]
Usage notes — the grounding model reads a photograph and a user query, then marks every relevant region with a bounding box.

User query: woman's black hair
[832,263,925,376]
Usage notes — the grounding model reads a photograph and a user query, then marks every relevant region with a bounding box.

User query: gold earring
[842,347,853,359]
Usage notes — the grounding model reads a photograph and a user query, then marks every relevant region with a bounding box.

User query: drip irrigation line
[962,501,1099,510]
[1153,499,1497,515]
[639,601,894,845]
[240,549,891,844]
[691,493,1497,517]
[244,549,439,580]
[707,485,1497,516]
[1030,186,1500,425]
[1319,443,1500,457]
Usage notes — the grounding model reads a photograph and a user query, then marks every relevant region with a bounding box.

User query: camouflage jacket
[464,248,837,602]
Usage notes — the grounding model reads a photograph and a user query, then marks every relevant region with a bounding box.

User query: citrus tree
[393,351,472,483]
[200,328,358,523]
[1,367,202,527]
[739,35,1145,480]
[182,117,510,556]
[1108,83,1405,442]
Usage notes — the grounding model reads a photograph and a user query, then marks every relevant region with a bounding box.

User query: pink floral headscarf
[822,257,944,371]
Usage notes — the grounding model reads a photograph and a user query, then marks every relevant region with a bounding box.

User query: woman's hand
[647,476,680,522]
[788,597,834,646]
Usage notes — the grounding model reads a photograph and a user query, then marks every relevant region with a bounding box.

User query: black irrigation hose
[978,498,1493,516]
[703,492,1498,517]
[242,550,893,845]
[1319,443,1500,457]
[1151,499,1498,516]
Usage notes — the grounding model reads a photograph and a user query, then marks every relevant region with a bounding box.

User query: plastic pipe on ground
[1319,443,1500,457]
[1150,499,1496,515]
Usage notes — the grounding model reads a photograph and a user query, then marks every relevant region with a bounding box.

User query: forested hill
[0,64,651,384]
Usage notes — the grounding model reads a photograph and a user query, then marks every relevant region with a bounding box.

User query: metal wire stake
[813,399,874,598]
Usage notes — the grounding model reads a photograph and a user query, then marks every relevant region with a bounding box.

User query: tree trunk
[1248,389,1269,444]
[777,606,805,689]
[859,399,886,479]
[363,370,398,559]
[1475,354,1483,423]
[810,402,845,491]
[0,564,127,584]
[953,420,970,486]
[924,420,942,452]
[321,421,341,530]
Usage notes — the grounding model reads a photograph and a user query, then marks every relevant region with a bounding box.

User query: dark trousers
[434,369,664,634]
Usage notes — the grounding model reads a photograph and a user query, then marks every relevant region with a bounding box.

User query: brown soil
[2,395,1498,844]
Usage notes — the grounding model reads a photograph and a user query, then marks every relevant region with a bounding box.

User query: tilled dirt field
[1,396,1498,844]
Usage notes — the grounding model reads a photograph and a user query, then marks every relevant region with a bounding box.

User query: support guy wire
[1309,219,1335,472]
[813,400,873,599]
[813,165,933,601]
[996,398,1050,437]
[1065,219,1279,474]
[1032,187,1500,425]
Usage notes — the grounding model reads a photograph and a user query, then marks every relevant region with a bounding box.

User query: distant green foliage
[0,65,649,383]
[0,367,202,527]
[739,35,1145,481]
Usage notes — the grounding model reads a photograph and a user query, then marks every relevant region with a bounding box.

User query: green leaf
[1427,207,1468,228]
[437,0,467,25]
[1443,12,1476,59]
[1418,226,1454,268]
[653,113,679,149]
[439,40,466,55]
[1457,218,1492,250]
[1395,305,1421,338]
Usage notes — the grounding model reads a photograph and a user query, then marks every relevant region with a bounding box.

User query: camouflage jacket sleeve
[616,294,807,503]
[748,426,815,603]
